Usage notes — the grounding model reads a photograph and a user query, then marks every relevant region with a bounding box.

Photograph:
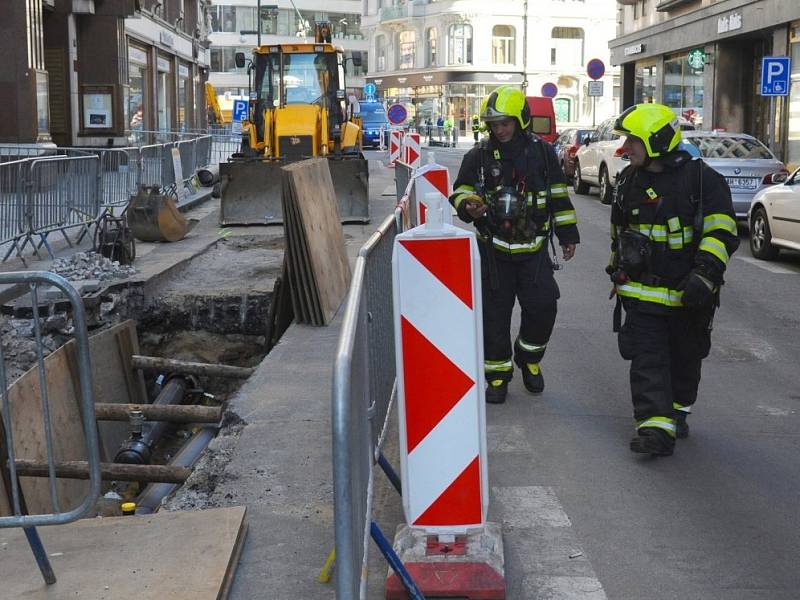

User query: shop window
[157,55,175,131]
[399,30,416,70]
[634,62,657,104]
[552,27,584,66]
[376,35,387,72]
[448,24,473,65]
[492,26,515,65]
[427,28,438,67]
[663,52,704,127]
[128,43,150,132]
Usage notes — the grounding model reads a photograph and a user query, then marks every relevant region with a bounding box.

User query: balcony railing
[380,4,410,22]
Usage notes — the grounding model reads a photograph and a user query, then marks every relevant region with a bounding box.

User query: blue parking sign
[761,57,791,96]
[232,99,249,122]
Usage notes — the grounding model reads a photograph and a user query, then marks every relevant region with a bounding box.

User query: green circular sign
[687,49,705,70]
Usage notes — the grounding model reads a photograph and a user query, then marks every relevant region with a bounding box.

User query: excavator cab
[219,22,368,225]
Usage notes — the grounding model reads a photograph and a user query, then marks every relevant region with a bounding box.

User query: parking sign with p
[761,57,791,96]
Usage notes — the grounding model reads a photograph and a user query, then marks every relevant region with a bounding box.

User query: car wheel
[749,207,780,261]
[599,166,613,205]
[573,160,590,194]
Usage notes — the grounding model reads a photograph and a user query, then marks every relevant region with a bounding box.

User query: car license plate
[725,176,759,190]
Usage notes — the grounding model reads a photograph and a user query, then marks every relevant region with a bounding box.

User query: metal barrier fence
[333,208,407,599]
[0,132,217,262]
[0,272,101,584]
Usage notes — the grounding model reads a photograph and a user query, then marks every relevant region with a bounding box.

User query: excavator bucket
[219,156,370,226]
[128,186,196,242]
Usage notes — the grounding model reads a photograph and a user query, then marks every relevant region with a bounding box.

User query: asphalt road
[368,146,800,599]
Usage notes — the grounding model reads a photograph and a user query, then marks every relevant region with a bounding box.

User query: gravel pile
[50,251,136,281]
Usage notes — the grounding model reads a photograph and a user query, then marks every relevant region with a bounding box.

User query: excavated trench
[1,233,287,516]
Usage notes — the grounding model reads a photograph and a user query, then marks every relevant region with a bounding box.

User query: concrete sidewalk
[162,159,403,599]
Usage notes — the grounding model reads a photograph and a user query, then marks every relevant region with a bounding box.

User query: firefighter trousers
[480,246,559,384]
[617,302,713,427]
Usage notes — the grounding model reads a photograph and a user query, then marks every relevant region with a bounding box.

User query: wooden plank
[282,173,315,324]
[287,178,324,325]
[282,158,351,325]
[4,348,89,514]
[94,403,222,423]
[11,460,192,484]
[89,320,147,461]
[0,506,248,599]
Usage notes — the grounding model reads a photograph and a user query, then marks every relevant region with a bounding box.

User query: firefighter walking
[608,103,738,456]
[471,114,482,143]
[450,86,579,404]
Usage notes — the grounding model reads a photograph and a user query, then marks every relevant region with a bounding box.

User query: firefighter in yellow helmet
[608,103,738,456]
[450,86,579,404]
[471,114,482,144]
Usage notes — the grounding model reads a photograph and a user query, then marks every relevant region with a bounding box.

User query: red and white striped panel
[412,162,451,226]
[392,223,487,533]
[403,132,422,169]
[389,130,404,165]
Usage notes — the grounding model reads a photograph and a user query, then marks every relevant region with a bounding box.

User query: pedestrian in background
[443,115,454,146]
[607,103,739,457]
[449,86,579,404]
[436,115,444,141]
[472,114,481,144]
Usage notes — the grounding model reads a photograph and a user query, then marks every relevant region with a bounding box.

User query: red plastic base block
[385,561,506,600]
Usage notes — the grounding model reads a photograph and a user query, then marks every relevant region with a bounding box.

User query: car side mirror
[772,172,789,184]
[583,137,592,146]
[235,52,246,69]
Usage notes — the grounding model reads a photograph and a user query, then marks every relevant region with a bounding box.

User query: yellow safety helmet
[612,103,682,158]
[481,86,531,130]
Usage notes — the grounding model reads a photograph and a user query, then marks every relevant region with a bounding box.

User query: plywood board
[0,506,248,599]
[281,158,351,325]
[2,345,89,515]
[87,320,147,461]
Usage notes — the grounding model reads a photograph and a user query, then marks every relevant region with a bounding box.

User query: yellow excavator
[219,22,369,225]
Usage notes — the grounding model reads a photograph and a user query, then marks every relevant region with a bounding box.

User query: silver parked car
[681,131,787,219]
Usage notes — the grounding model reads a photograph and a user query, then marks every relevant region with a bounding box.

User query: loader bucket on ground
[328,156,369,224]
[219,160,285,225]
[219,156,370,226]
[128,189,195,242]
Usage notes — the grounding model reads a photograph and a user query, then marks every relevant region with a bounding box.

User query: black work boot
[675,412,689,439]
[630,427,674,457]
[485,380,508,404]
[522,363,544,394]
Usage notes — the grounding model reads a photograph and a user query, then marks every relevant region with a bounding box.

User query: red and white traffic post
[403,132,422,169]
[389,195,505,599]
[410,156,451,226]
[389,130,404,166]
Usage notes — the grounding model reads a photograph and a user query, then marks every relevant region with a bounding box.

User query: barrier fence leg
[23,527,56,585]
[370,521,426,600]
[378,451,402,495]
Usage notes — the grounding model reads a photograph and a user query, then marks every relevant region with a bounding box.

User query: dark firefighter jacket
[610,151,739,310]
[449,133,579,260]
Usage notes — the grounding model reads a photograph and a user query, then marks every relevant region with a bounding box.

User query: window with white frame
[376,34,387,72]
[492,25,515,65]
[399,30,416,70]
[551,27,585,66]
[448,24,473,65]
[427,27,438,67]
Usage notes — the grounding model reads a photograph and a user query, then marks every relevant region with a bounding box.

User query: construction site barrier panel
[333,209,403,600]
[0,271,101,528]
[0,160,28,243]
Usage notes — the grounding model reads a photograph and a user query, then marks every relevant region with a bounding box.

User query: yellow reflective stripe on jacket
[703,213,737,235]
[634,223,693,248]
[637,416,676,437]
[673,402,692,413]
[485,359,512,372]
[550,183,569,198]
[553,209,577,226]
[616,281,684,307]
[698,236,730,264]
[451,184,476,209]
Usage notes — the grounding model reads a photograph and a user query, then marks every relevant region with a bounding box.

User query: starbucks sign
[688,48,705,70]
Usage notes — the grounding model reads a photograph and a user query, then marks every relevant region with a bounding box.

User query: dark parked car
[554,127,595,179]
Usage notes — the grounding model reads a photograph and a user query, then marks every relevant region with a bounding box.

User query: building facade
[610,0,800,166]
[361,0,619,133]
[0,0,211,147]
[206,0,368,99]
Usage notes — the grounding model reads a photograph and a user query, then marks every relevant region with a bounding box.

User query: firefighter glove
[679,270,716,309]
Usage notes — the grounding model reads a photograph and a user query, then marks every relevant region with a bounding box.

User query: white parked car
[573,116,627,204]
[748,167,799,260]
